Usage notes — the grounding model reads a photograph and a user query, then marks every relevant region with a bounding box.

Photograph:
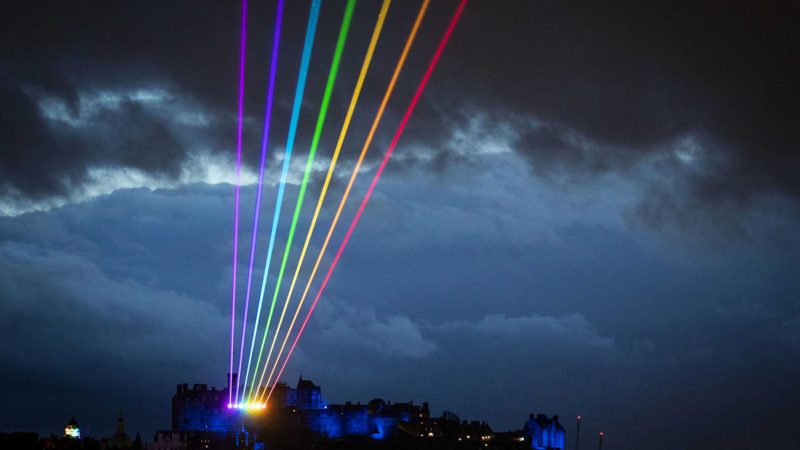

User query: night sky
[2,1,799,448]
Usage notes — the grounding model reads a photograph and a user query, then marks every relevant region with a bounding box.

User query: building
[285,376,324,410]
[525,414,565,450]
[105,413,133,449]
[172,382,236,433]
[170,374,565,450]
[150,431,187,450]
[64,418,80,439]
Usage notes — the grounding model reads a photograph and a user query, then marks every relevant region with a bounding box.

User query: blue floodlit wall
[369,416,398,440]
[525,414,565,450]
[303,406,402,440]
[306,408,370,438]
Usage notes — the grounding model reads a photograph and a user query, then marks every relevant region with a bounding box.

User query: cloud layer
[2,1,799,224]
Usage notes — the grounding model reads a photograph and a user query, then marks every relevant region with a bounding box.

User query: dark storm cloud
[433,0,800,205]
[0,72,190,200]
[368,0,800,229]
[1,0,417,201]
[92,99,186,174]
[1,0,254,201]
[4,0,798,213]
[0,74,78,198]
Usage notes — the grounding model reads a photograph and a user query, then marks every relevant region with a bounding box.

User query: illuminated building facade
[172,383,238,433]
[64,417,80,439]
[285,376,324,410]
[525,414,565,450]
[170,375,565,449]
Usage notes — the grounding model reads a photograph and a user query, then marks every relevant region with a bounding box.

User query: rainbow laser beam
[228,403,267,411]
[228,0,248,406]
[237,0,285,406]
[250,0,357,399]
[245,0,322,401]
[265,0,468,402]
[257,0,430,399]
[256,0,391,396]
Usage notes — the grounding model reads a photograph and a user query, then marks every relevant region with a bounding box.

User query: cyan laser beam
[245,0,322,401]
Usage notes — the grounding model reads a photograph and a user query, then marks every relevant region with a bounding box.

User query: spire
[116,411,125,434]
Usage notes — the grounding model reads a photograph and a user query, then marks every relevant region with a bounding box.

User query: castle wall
[525,414,565,450]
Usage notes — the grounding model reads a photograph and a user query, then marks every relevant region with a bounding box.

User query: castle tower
[107,412,133,449]
[64,417,80,439]
[117,411,125,434]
